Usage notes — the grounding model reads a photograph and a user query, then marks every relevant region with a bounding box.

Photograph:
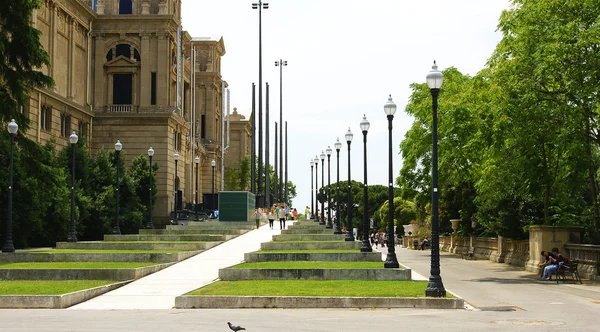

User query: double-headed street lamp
[194,156,200,220]
[314,155,319,222]
[359,115,372,252]
[425,61,446,297]
[68,131,78,242]
[114,140,123,235]
[334,138,343,234]
[326,146,333,229]
[319,151,326,225]
[310,160,314,219]
[275,59,287,201]
[146,147,155,229]
[344,128,354,241]
[383,95,399,268]
[2,119,18,252]
[211,159,216,210]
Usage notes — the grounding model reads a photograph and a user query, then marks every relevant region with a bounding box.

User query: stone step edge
[0,262,175,280]
[219,268,411,281]
[174,295,464,309]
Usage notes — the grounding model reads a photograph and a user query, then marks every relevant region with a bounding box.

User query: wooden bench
[461,247,475,260]
[555,260,582,284]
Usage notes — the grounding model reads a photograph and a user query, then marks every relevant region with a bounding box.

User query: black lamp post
[146,147,155,229]
[194,156,199,220]
[174,152,179,221]
[252,0,268,209]
[359,115,372,252]
[114,140,122,235]
[68,131,78,242]
[310,160,314,219]
[425,61,446,297]
[314,155,319,223]
[211,159,216,210]
[2,119,18,253]
[344,128,354,241]
[274,121,278,202]
[334,138,342,234]
[326,146,333,229]
[319,151,326,225]
[383,95,399,268]
[275,59,287,201]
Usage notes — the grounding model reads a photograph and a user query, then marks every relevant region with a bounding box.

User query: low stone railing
[564,244,600,280]
[439,236,529,266]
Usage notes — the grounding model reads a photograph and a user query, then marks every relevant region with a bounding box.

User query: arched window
[106,44,141,62]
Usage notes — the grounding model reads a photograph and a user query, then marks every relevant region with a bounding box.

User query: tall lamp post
[194,156,200,220]
[211,159,216,210]
[359,116,372,252]
[344,128,354,241]
[252,0,268,209]
[114,140,122,235]
[68,131,78,242]
[425,61,446,297]
[2,119,18,252]
[310,160,314,219]
[146,147,155,229]
[319,151,326,225]
[314,155,319,222]
[325,146,333,229]
[334,138,342,234]
[275,59,287,200]
[174,152,179,222]
[383,95,399,268]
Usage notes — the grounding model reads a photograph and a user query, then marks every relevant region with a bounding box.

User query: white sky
[182,0,511,210]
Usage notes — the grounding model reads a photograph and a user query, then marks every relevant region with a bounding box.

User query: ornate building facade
[24,0,240,225]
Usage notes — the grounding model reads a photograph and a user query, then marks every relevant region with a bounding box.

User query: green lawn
[0,280,118,295]
[232,262,387,269]
[258,249,361,253]
[187,280,434,297]
[0,262,158,269]
[23,249,188,253]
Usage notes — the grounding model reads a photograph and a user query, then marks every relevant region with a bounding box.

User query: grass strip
[233,262,386,269]
[0,262,158,269]
[0,280,118,295]
[187,280,437,297]
[23,249,189,254]
[258,249,363,253]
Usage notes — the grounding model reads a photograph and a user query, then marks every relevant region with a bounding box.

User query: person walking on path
[254,208,262,230]
[278,204,286,230]
[304,206,310,219]
[292,208,298,220]
[268,208,275,229]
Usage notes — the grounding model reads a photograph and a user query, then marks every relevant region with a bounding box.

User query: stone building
[23,0,238,226]
[224,108,251,169]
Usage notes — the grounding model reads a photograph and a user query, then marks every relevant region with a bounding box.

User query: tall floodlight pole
[383,95,399,268]
[285,121,288,203]
[314,155,319,222]
[265,82,270,208]
[319,151,326,225]
[310,160,314,219]
[359,115,372,252]
[3,119,18,252]
[344,128,354,241]
[251,83,256,195]
[334,138,342,234]
[147,147,155,228]
[252,0,268,208]
[114,140,123,235]
[274,121,278,202]
[326,146,333,229]
[425,61,447,297]
[275,59,287,200]
[68,131,78,242]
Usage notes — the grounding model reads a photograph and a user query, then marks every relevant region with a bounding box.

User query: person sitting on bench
[420,236,430,250]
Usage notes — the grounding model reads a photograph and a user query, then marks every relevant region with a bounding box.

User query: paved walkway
[70,222,288,310]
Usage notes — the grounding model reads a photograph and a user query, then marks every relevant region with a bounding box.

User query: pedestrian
[268,208,275,229]
[255,208,262,230]
[278,204,286,230]
[292,208,298,220]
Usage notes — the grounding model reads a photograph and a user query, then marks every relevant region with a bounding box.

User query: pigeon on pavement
[227,322,246,331]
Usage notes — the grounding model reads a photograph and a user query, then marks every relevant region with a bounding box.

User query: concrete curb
[260,241,361,250]
[244,252,383,262]
[174,295,464,309]
[219,268,411,280]
[55,241,222,251]
[0,281,130,309]
[0,262,174,280]
[273,234,347,241]
[0,251,201,263]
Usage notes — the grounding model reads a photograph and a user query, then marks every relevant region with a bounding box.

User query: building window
[113,73,133,104]
[174,131,182,151]
[119,0,132,14]
[78,121,89,139]
[201,115,206,139]
[41,104,52,131]
[60,113,71,137]
[151,72,157,105]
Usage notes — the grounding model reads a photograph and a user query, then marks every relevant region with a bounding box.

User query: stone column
[93,34,106,109]
[139,34,151,106]
[50,3,58,78]
[67,18,75,100]
[141,0,150,14]
[156,34,168,106]
[526,226,584,273]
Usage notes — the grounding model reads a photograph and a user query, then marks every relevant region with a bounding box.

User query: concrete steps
[0,262,174,280]
[219,268,410,281]
[55,241,222,251]
[104,234,232,242]
[260,241,361,250]
[273,234,347,241]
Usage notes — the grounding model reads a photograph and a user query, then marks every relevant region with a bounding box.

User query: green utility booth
[218,191,255,222]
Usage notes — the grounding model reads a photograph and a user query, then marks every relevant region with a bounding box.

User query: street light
[211,159,216,210]
[383,95,399,268]
[194,156,200,220]
[174,152,179,222]
[275,59,287,201]
[310,160,314,219]
[425,60,446,297]
[252,0,268,209]
[314,155,319,222]
[146,147,155,229]
[344,128,354,241]
[114,140,122,235]
[326,146,333,229]
[67,131,78,242]
[2,119,18,252]
[319,150,326,226]
[334,138,342,234]
[359,115,372,252]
